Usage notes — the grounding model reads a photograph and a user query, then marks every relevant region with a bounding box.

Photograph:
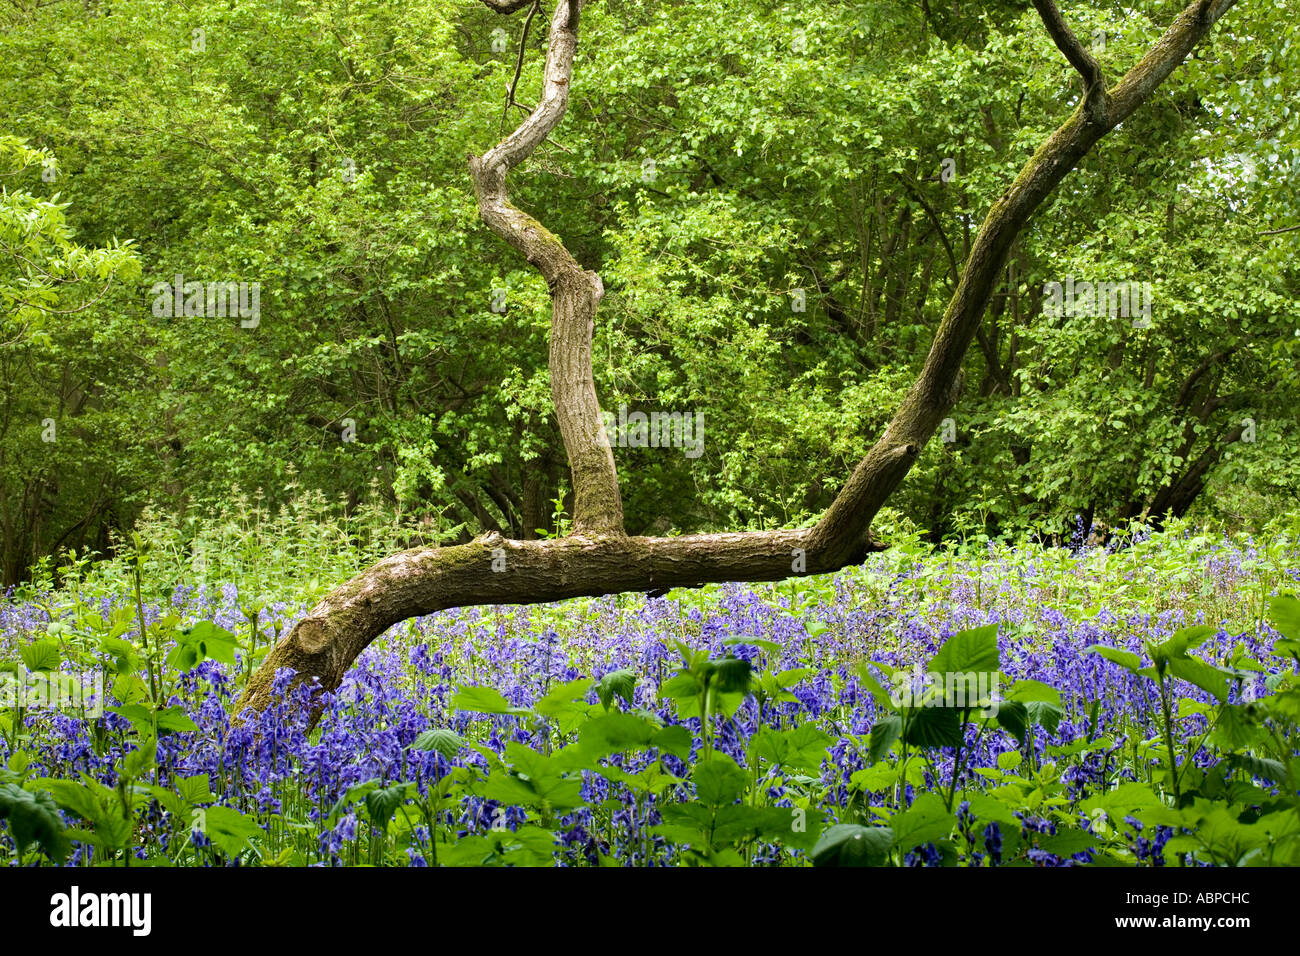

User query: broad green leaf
[595,669,636,711]
[902,706,962,749]
[811,824,894,867]
[928,625,1000,677]
[1266,594,1300,642]
[452,685,522,715]
[200,805,262,859]
[0,784,70,862]
[1150,625,1217,664]
[711,657,753,694]
[892,792,956,852]
[692,755,747,806]
[535,678,594,717]
[411,728,466,758]
[183,621,239,668]
[1087,644,1142,673]
[19,640,61,673]
[868,715,901,764]
[1167,657,1229,703]
[364,783,415,829]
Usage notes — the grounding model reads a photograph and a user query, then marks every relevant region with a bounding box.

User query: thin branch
[894,171,960,286]
[1031,0,1108,125]
[501,0,543,136]
[1256,223,1300,236]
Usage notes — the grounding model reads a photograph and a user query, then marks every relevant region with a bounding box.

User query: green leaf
[1167,657,1229,703]
[364,783,414,829]
[964,792,1022,828]
[452,685,522,715]
[106,704,154,737]
[658,673,701,700]
[1080,782,1166,818]
[749,724,832,772]
[892,792,956,852]
[579,712,660,757]
[1225,754,1288,784]
[652,725,693,761]
[483,761,584,811]
[120,738,156,779]
[1150,625,1217,664]
[711,657,753,694]
[0,784,70,862]
[1038,828,1098,857]
[175,775,213,806]
[1086,644,1142,673]
[1183,805,1268,864]
[994,701,1029,744]
[855,664,898,711]
[902,706,962,749]
[811,824,894,866]
[535,678,594,718]
[1005,678,1061,706]
[851,764,899,793]
[19,639,60,673]
[439,825,557,867]
[1266,594,1300,642]
[199,805,262,859]
[156,705,199,734]
[720,636,783,656]
[411,728,466,759]
[329,779,381,822]
[928,625,1000,676]
[143,783,188,821]
[1028,700,1064,735]
[1210,705,1265,751]
[183,621,239,668]
[99,636,140,674]
[107,703,196,736]
[165,644,200,672]
[575,714,687,762]
[692,755,747,806]
[868,715,901,764]
[31,778,110,828]
[596,669,637,711]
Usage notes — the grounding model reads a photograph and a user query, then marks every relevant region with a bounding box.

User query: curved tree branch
[469,0,625,535]
[235,0,1243,720]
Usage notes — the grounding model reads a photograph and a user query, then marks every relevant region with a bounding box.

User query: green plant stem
[131,563,159,752]
[1156,678,1181,804]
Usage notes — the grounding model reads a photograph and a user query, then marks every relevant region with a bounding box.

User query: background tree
[0,136,144,584]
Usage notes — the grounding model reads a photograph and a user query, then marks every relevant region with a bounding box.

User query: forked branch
[235,0,1244,720]
[1031,0,1108,124]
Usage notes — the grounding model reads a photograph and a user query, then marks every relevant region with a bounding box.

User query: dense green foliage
[1,0,1296,582]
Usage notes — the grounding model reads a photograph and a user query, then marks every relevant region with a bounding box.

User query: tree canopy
[1,0,1293,599]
